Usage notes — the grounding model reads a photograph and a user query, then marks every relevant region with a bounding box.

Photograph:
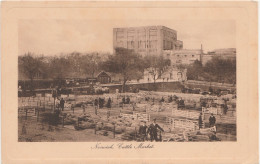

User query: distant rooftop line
[113,25,177,32]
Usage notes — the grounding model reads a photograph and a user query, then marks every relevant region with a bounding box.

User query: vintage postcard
[1,1,258,164]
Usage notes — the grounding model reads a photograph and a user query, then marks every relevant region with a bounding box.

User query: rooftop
[114,25,177,33]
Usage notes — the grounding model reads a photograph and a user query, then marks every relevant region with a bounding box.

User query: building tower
[113,26,183,56]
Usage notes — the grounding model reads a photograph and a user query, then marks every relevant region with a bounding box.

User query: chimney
[200,44,203,63]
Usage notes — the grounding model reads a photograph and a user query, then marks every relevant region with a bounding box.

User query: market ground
[18,116,236,142]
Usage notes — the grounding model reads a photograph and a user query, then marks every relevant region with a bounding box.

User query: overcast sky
[19,20,236,56]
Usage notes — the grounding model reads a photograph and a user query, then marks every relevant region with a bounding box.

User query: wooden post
[37,109,39,122]
[134,127,137,140]
[159,131,162,142]
[95,107,97,115]
[22,124,27,135]
[94,122,97,134]
[53,96,56,112]
[62,116,64,127]
[98,96,100,110]
[78,117,80,127]
[113,124,115,138]
[25,109,28,120]
[117,95,119,108]
[73,106,74,114]
[107,111,110,120]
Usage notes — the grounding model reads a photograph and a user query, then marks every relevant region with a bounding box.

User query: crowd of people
[53,94,221,142]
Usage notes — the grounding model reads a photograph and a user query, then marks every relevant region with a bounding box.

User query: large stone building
[164,49,203,66]
[113,26,183,56]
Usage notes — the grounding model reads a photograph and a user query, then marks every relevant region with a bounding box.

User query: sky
[18,20,236,56]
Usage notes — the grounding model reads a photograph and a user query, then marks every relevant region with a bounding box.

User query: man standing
[122,97,125,104]
[60,98,65,111]
[106,97,111,108]
[94,98,98,107]
[139,121,147,141]
[147,119,164,142]
[198,113,203,129]
[55,98,60,110]
[126,97,130,104]
[209,113,216,127]
[160,97,164,103]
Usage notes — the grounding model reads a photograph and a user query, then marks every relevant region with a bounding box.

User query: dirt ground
[18,117,120,142]
[18,115,236,142]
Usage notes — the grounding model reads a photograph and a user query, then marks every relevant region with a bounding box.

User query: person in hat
[147,119,164,142]
[139,121,148,141]
[209,113,216,127]
[126,97,130,104]
[160,97,165,103]
[122,97,126,104]
[106,97,111,108]
[60,98,65,111]
[198,113,203,129]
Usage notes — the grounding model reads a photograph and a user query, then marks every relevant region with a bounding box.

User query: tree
[203,57,236,83]
[102,48,144,92]
[186,60,203,80]
[66,52,82,74]
[144,55,170,84]
[80,53,102,78]
[49,56,71,87]
[19,52,46,92]
[186,57,236,84]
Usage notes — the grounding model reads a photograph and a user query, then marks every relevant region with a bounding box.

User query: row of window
[124,40,158,49]
[166,53,197,58]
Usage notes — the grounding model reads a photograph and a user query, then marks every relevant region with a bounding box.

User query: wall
[164,49,202,65]
[103,81,184,93]
[113,26,182,56]
[141,67,187,83]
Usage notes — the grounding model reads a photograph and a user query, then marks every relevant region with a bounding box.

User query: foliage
[79,53,102,78]
[203,57,236,84]
[143,55,170,83]
[18,52,47,91]
[49,56,72,80]
[102,48,145,92]
[187,60,203,80]
[187,57,236,84]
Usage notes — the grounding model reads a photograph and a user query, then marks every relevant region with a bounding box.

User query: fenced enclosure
[18,91,237,142]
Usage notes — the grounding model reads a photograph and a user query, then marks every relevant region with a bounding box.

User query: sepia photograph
[18,20,236,142]
[2,1,258,164]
